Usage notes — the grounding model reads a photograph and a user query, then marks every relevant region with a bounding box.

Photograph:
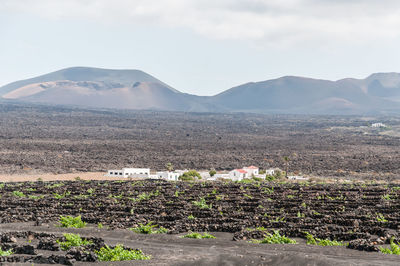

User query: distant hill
[0,67,215,112]
[211,74,400,114]
[1,67,400,114]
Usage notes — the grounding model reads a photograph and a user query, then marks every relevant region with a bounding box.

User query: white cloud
[2,0,400,46]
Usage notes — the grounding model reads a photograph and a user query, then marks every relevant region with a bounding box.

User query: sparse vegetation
[57,233,93,251]
[0,247,14,256]
[192,197,212,209]
[96,245,151,261]
[181,232,216,239]
[251,230,296,244]
[305,232,344,246]
[380,238,400,255]
[130,222,168,234]
[58,215,87,228]
[12,190,26,197]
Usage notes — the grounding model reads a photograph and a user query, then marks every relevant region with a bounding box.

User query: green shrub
[28,195,45,200]
[46,183,64,189]
[179,170,201,181]
[181,232,216,239]
[377,213,388,223]
[251,230,296,244]
[380,238,400,255]
[305,232,344,246]
[252,176,263,182]
[188,215,195,220]
[57,233,93,251]
[12,191,26,197]
[192,197,212,209]
[130,222,168,234]
[58,215,87,228]
[0,247,13,256]
[96,245,150,261]
[53,191,71,199]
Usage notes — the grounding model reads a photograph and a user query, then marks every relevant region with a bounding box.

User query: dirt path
[0,172,130,182]
[0,223,398,266]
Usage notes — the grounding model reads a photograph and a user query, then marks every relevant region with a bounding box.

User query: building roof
[235,169,248,173]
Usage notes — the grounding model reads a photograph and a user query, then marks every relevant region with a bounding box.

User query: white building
[265,168,276,176]
[229,169,249,181]
[243,166,259,176]
[107,168,150,178]
[371,123,387,128]
[199,171,211,180]
[156,171,182,181]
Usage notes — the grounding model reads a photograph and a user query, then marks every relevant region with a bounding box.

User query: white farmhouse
[156,171,182,181]
[107,168,150,178]
[371,123,387,128]
[243,166,259,176]
[229,169,248,181]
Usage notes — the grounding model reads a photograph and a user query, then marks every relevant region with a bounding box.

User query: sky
[1,0,400,96]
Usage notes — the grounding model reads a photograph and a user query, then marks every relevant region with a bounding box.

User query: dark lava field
[0,180,399,265]
[1,102,400,179]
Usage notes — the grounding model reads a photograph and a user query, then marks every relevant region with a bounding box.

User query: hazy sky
[1,0,400,95]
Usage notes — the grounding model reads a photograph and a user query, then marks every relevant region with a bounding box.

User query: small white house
[371,123,387,128]
[229,169,248,181]
[156,171,182,181]
[243,166,259,176]
[265,168,276,176]
[107,168,150,178]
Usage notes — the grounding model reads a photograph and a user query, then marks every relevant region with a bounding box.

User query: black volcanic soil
[0,179,400,265]
[1,102,400,179]
[0,223,398,266]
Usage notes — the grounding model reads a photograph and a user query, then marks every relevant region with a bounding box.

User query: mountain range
[1,67,400,115]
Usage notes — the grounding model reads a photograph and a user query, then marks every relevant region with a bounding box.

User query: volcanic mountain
[1,67,400,114]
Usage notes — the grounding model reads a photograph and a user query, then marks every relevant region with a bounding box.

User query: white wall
[107,168,150,178]
[156,171,182,181]
[229,170,247,181]
[243,167,259,176]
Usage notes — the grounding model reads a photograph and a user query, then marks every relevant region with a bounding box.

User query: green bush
[53,191,71,199]
[251,230,296,244]
[130,222,168,234]
[58,215,87,228]
[380,238,400,255]
[192,197,212,209]
[0,247,13,256]
[265,175,276,181]
[96,245,150,261]
[179,170,201,181]
[305,232,344,246]
[181,232,216,239]
[12,191,26,197]
[57,233,93,251]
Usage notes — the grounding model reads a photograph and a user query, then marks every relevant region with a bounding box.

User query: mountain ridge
[1,67,400,115]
